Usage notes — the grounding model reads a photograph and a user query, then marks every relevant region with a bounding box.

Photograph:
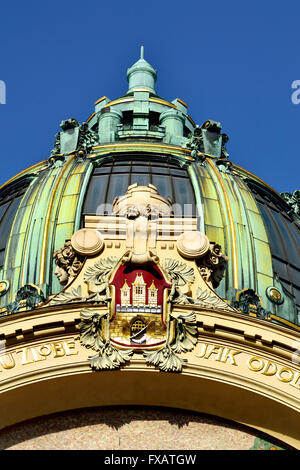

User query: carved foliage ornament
[6,284,46,314]
[186,120,230,160]
[50,118,98,160]
[79,309,133,371]
[232,289,270,319]
[281,190,300,216]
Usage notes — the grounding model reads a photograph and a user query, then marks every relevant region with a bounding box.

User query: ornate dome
[1,49,300,450]
[0,49,299,331]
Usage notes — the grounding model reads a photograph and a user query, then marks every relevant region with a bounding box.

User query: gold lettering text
[16,347,45,364]
[248,356,264,372]
[290,371,300,389]
[30,347,46,362]
[195,343,208,358]
[195,343,241,366]
[0,354,15,369]
[262,360,277,376]
[52,342,65,358]
[220,347,241,366]
[16,347,34,365]
[38,344,52,357]
[205,345,224,361]
[63,340,78,356]
[277,367,294,383]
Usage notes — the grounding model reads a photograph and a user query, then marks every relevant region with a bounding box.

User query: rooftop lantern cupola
[127,46,157,95]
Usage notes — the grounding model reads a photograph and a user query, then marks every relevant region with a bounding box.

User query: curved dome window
[82,154,196,217]
[246,179,300,308]
[0,175,33,269]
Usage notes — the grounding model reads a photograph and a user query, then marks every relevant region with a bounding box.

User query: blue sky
[0,0,299,193]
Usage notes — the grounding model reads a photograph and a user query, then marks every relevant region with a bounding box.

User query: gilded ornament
[193,288,236,312]
[0,280,9,296]
[162,258,195,303]
[266,286,284,305]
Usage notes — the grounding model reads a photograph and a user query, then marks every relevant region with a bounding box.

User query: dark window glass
[0,196,22,251]
[130,172,150,187]
[294,286,300,306]
[258,204,286,259]
[252,185,300,308]
[83,175,109,214]
[131,165,148,173]
[170,169,187,177]
[289,266,300,289]
[93,167,111,175]
[173,176,195,210]
[0,187,29,269]
[131,160,150,165]
[82,155,196,218]
[151,174,173,201]
[0,202,10,221]
[288,223,300,247]
[107,174,130,204]
[112,165,130,174]
[272,257,289,280]
[152,167,169,175]
[271,211,300,261]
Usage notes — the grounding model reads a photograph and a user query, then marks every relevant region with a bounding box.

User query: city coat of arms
[51,183,233,372]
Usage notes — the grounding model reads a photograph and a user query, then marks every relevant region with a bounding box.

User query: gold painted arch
[0,362,299,449]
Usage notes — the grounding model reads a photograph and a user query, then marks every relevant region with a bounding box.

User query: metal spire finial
[127,45,157,94]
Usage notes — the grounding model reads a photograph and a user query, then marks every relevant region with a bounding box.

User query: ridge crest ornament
[51,184,235,372]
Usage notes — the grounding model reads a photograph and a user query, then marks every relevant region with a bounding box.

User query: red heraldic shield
[109,264,171,348]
